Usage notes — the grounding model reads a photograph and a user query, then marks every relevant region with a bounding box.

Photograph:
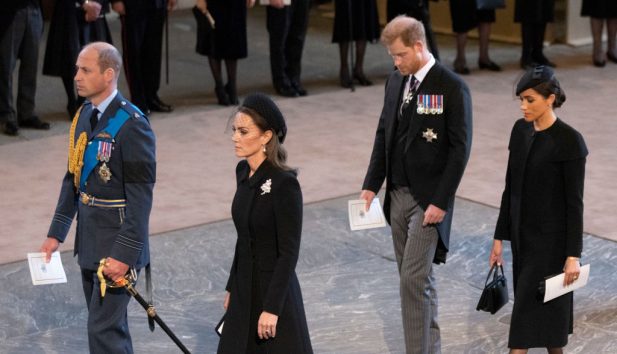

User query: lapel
[385,72,406,150]
[91,93,123,138]
[405,64,441,151]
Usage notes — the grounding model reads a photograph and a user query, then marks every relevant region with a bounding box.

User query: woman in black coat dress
[580,0,617,66]
[490,66,587,353]
[195,0,255,106]
[332,0,380,87]
[449,0,501,74]
[218,93,313,354]
[43,0,113,119]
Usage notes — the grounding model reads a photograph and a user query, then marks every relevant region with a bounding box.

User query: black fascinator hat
[241,93,287,143]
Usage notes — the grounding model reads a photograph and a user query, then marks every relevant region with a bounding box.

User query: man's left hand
[422,204,446,226]
[102,257,130,282]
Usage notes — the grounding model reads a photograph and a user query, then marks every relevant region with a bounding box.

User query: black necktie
[400,75,419,117]
[89,108,99,131]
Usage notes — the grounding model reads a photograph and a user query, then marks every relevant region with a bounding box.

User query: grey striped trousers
[389,187,441,354]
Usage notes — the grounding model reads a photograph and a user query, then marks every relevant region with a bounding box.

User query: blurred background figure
[515,0,556,69]
[581,0,617,67]
[332,0,380,88]
[387,0,440,61]
[43,0,113,119]
[449,0,501,75]
[195,0,255,106]
[1,0,48,136]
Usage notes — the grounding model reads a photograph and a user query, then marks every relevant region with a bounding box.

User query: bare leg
[590,18,605,63]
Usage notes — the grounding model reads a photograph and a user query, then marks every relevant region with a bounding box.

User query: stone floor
[1,195,616,354]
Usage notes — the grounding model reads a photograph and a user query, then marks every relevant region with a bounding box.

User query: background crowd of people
[2,0,616,136]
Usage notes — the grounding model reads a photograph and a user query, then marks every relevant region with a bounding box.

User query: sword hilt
[97,258,137,298]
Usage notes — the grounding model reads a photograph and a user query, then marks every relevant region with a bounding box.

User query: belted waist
[79,192,126,208]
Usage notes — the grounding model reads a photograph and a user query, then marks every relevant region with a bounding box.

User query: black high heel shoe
[353,71,373,86]
[225,83,239,105]
[215,85,230,106]
[340,70,352,88]
[478,60,502,71]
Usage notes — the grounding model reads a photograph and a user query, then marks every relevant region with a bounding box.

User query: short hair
[381,15,427,47]
[83,42,122,79]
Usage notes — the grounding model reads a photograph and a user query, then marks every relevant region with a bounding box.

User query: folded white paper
[348,198,387,231]
[544,264,590,303]
[259,0,291,5]
[27,252,67,286]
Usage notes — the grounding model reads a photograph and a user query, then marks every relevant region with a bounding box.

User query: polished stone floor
[1,195,616,354]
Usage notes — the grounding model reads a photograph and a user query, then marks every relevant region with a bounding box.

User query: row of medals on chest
[402,93,442,142]
[95,138,113,183]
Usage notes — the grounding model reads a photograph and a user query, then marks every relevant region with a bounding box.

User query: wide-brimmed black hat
[241,93,287,143]
[516,65,555,96]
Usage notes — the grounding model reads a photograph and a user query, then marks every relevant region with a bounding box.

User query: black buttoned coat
[362,64,473,263]
[218,160,312,354]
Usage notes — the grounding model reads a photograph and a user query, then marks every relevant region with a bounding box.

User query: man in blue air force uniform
[40,42,156,354]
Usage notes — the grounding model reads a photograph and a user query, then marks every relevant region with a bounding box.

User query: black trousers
[387,0,440,61]
[120,4,166,112]
[266,0,310,87]
[520,22,548,62]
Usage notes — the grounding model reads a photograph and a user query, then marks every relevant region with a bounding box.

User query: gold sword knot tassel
[97,258,108,298]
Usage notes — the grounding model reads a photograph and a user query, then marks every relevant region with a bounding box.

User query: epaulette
[118,100,149,122]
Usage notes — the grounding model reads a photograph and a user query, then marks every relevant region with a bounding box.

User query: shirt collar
[92,89,118,117]
[411,54,435,84]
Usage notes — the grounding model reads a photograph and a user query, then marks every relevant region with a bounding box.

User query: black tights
[338,40,367,76]
[208,57,237,89]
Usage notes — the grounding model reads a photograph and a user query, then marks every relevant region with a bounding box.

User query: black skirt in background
[195,0,247,60]
[332,0,380,43]
[581,0,617,18]
[449,0,496,34]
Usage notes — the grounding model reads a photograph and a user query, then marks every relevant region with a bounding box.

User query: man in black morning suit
[111,0,176,114]
[360,16,472,353]
[41,42,156,354]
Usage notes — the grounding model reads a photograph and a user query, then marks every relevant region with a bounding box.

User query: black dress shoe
[275,84,299,97]
[593,58,606,67]
[19,116,50,130]
[340,70,352,88]
[353,71,373,86]
[290,81,307,96]
[478,60,502,71]
[607,51,617,64]
[148,98,173,112]
[215,85,230,106]
[225,83,239,105]
[4,121,18,136]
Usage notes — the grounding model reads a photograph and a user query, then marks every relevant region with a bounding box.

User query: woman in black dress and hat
[580,0,617,67]
[195,0,255,106]
[218,93,313,354]
[332,0,380,88]
[490,66,587,353]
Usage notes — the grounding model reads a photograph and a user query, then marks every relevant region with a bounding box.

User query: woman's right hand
[223,291,230,310]
[196,0,207,14]
[489,239,504,267]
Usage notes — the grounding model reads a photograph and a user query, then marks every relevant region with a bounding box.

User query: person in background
[580,0,617,67]
[40,42,156,354]
[195,0,256,106]
[515,0,556,69]
[449,0,501,74]
[490,66,587,354]
[218,93,312,354]
[264,0,310,97]
[44,0,114,119]
[360,16,472,354]
[332,0,380,88]
[111,0,177,114]
[0,0,49,136]
[387,0,440,61]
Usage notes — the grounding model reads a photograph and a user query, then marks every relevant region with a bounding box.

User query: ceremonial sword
[97,259,192,354]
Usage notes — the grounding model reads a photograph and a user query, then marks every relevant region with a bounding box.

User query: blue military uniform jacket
[48,92,156,271]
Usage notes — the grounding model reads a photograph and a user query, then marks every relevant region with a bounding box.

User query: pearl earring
[262,145,266,153]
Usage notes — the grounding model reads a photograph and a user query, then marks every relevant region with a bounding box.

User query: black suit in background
[266,0,310,96]
[114,0,168,113]
[387,0,440,61]
[494,118,587,348]
[515,0,556,67]
[218,160,312,354]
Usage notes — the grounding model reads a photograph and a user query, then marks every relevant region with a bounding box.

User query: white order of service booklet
[348,198,387,231]
[259,0,291,5]
[544,264,590,303]
[27,252,67,286]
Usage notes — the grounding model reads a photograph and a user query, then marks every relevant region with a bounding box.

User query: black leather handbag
[476,264,509,314]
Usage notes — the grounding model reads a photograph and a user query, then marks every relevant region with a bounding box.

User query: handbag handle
[484,264,505,286]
